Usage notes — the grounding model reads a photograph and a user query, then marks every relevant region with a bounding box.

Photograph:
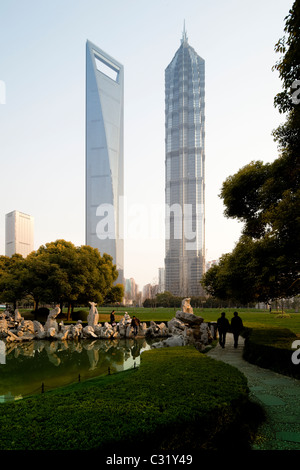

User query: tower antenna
[182,20,188,43]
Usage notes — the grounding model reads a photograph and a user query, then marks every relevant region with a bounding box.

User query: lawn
[82,307,300,335]
[22,306,300,335]
[0,346,261,451]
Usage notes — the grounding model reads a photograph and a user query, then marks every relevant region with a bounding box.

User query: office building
[164,26,205,296]
[158,267,165,293]
[85,40,124,284]
[5,210,34,258]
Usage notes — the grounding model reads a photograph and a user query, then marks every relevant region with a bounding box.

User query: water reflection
[0,337,154,402]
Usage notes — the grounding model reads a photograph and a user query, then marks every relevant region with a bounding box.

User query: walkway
[207,333,300,450]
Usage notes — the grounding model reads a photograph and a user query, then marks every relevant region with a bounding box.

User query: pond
[0,337,155,403]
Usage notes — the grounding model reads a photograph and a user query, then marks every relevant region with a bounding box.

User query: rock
[6,330,20,342]
[18,320,35,335]
[181,297,194,314]
[0,318,8,337]
[48,327,57,338]
[87,302,99,327]
[175,310,203,325]
[44,306,60,336]
[14,309,23,323]
[167,317,186,335]
[33,320,45,339]
[83,325,98,338]
[152,335,185,348]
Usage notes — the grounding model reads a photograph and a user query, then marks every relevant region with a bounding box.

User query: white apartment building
[5,210,34,257]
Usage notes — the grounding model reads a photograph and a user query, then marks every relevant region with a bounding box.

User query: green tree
[76,245,119,309]
[103,284,124,304]
[203,1,300,303]
[0,254,27,309]
[25,240,120,320]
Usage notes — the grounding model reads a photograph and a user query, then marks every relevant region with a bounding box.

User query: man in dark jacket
[217,312,230,348]
[231,311,244,348]
[131,315,140,336]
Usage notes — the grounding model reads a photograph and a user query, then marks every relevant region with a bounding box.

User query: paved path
[207,333,300,450]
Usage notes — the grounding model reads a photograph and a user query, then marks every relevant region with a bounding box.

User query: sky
[0,0,293,289]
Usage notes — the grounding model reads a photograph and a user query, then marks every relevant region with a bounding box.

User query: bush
[243,327,300,379]
[0,346,263,451]
[32,307,50,321]
[71,309,88,322]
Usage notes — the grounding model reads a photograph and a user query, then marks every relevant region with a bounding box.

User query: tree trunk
[34,300,39,320]
[67,302,71,321]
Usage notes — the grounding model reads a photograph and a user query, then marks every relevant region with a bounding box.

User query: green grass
[243,327,300,379]
[91,307,300,335]
[22,306,300,334]
[0,346,262,451]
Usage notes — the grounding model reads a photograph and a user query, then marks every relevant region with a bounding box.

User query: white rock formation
[87,302,99,328]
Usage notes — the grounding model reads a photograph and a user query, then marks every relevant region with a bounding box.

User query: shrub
[0,346,263,451]
[71,309,88,322]
[243,327,300,379]
[33,307,50,321]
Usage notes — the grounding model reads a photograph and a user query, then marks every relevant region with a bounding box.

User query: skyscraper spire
[165,29,205,297]
[181,20,188,44]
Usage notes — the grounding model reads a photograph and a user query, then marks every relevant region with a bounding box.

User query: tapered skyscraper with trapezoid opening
[164,26,205,297]
[86,40,124,284]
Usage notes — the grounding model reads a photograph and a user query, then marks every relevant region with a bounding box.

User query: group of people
[109,310,140,336]
[217,311,243,349]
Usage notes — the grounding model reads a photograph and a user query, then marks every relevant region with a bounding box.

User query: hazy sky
[0,0,292,288]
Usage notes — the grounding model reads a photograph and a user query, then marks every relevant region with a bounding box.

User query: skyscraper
[164,26,205,297]
[85,40,124,284]
[5,210,34,258]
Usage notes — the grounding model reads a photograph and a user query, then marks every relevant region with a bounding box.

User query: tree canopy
[0,240,124,318]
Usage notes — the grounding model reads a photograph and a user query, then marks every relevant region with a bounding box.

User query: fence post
[41,383,44,394]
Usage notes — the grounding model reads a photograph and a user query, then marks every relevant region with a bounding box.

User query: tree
[203,1,300,303]
[76,245,120,308]
[0,254,28,309]
[23,240,121,320]
[103,284,124,304]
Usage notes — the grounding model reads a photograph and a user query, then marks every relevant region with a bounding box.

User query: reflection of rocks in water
[0,337,156,400]
[86,348,99,370]
[2,337,153,375]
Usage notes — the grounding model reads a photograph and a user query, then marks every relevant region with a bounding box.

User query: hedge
[0,346,263,451]
[243,327,300,379]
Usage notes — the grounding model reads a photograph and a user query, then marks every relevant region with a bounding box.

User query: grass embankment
[243,327,300,379]
[0,346,263,451]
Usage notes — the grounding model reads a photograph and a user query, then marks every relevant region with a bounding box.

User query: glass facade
[85,40,124,284]
[164,30,205,297]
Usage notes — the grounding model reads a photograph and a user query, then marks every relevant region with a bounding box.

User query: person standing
[131,315,140,336]
[231,311,244,348]
[217,312,230,348]
[110,310,115,325]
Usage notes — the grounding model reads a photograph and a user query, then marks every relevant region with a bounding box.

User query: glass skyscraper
[85,40,124,284]
[164,27,205,297]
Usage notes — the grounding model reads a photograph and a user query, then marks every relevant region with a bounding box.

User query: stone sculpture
[181,297,193,314]
[87,302,99,328]
[0,300,213,351]
[44,306,60,335]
